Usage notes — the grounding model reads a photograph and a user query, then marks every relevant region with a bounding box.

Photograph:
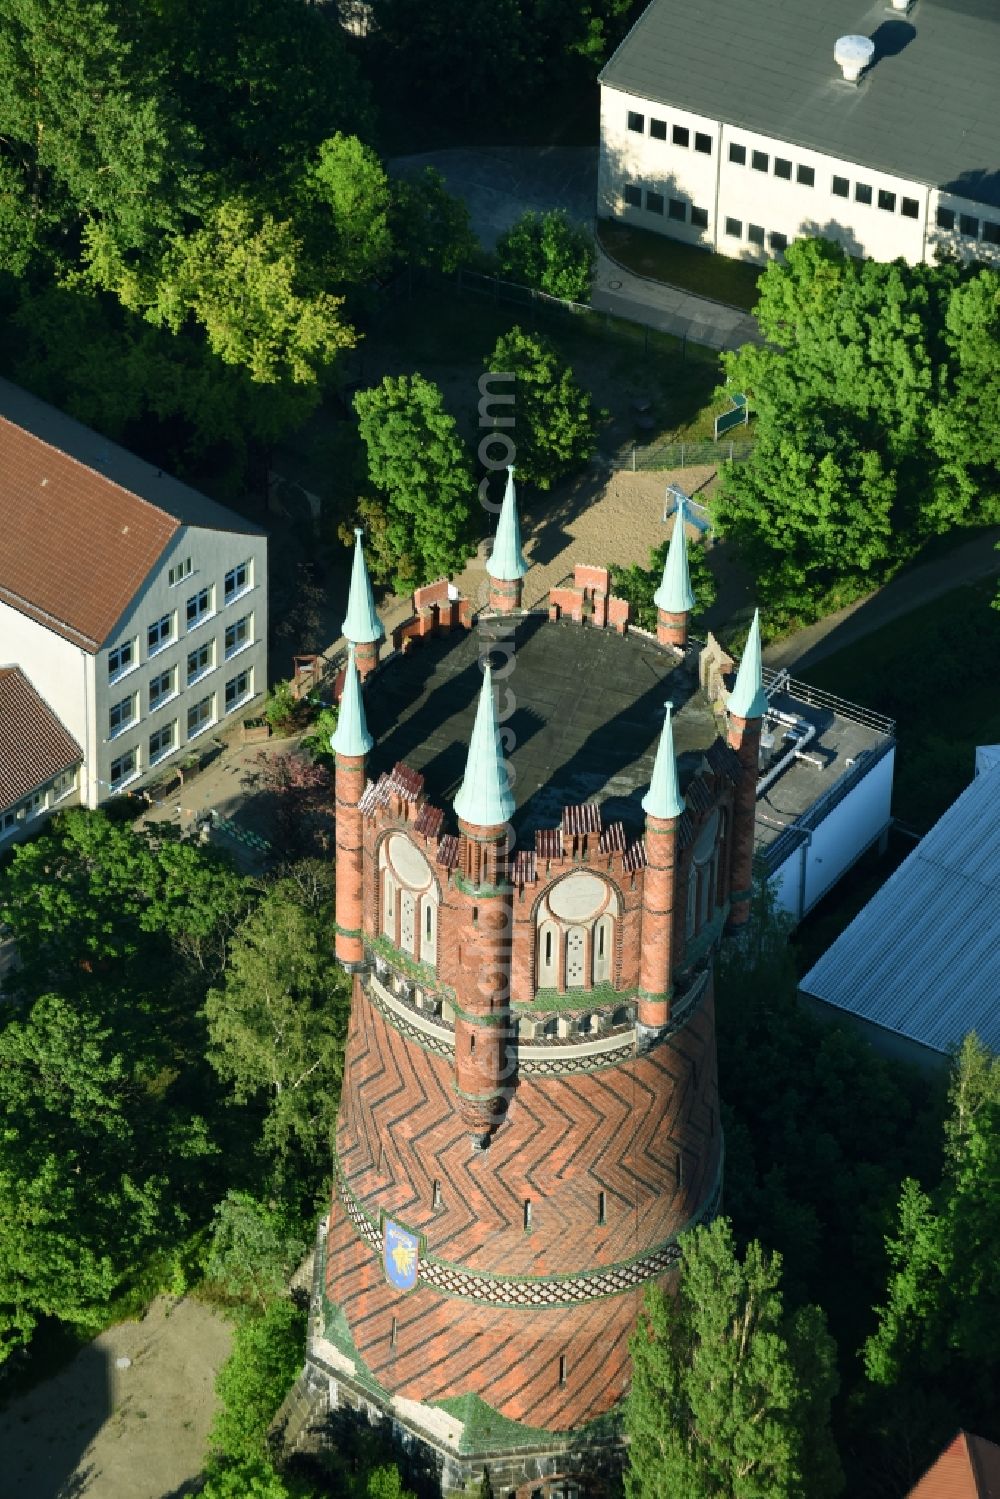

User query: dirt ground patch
[0,1297,232,1499]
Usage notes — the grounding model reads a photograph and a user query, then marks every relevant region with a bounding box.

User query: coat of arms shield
[383,1218,419,1291]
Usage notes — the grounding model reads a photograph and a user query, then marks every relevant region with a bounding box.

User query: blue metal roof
[800,760,1000,1054]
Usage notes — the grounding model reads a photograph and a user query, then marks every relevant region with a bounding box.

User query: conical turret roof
[653,500,696,615]
[727,609,768,719]
[641,702,685,820]
[486,466,528,581]
[332,645,373,758]
[453,662,516,827]
[342,528,384,646]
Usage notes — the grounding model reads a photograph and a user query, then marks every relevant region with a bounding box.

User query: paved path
[764,528,1000,672]
[389,146,761,351]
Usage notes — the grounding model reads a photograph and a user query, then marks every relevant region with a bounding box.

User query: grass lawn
[358,284,724,449]
[802,579,1000,833]
[598,221,764,311]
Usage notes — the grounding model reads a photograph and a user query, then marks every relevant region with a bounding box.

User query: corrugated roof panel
[801,766,1000,1054]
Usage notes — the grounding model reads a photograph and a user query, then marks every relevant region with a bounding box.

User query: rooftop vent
[834,33,875,82]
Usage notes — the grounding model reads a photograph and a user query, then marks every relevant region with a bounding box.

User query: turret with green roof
[641,702,685,821]
[453,662,515,827]
[726,609,768,721]
[332,645,374,760]
[486,467,528,613]
[342,528,384,675]
[654,500,696,648]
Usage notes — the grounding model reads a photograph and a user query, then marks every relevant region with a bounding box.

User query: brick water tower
[309,482,764,1494]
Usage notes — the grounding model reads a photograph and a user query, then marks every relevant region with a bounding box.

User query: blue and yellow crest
[383,1218,419,1291]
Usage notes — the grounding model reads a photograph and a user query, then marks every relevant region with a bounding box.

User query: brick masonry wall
[327,978,722,1429]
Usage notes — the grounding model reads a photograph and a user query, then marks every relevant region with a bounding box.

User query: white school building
[598,0,1000,268]
[0,380,268,839]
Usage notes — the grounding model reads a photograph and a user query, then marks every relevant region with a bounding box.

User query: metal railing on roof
[763,667,896,739]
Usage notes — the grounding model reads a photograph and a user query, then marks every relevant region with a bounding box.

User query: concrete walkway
[389,146,761,351]
[763,528,1000,672]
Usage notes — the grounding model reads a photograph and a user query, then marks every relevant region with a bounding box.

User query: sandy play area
[0,1297,232,1499]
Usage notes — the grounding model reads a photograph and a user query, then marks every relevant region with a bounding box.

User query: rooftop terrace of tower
[363,614,720,839]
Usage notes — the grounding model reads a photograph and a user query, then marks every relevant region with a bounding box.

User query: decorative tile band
[334,1157,722,1309]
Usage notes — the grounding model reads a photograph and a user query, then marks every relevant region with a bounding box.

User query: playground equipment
[664,483,712,537]
[714,391,749,440]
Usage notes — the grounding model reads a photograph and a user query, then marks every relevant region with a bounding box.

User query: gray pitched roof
[600,0,1000,208]
[800,760,1000,1055]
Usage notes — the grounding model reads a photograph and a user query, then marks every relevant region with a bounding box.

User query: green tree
[211,1297,306,1462]
[609,530,717,630]
[206,1191,306,1312]
[204,880,351,1186]
[304,134,393,286]
[0,993,198,1353]
[389,167,477,275]
[201,1460,313,1499]
[122,199,356,384]
[864,1037,1000,1431]
[0,0,191,269]
[354,374,475,588]
[301,706,340,770]
[717,238,1000,624]
[497,210,595,302]
[626,1218,842,1499]
[484,326,598,490]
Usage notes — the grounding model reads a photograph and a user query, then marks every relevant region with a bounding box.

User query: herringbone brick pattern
[325,1194,656,1430]
[335,983,720,1276]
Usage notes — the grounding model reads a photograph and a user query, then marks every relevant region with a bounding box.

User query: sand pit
[450,464,720,613]
[0,1297,232,1499]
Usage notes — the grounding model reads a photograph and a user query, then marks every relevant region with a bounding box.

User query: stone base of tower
[303,1218,628,1497]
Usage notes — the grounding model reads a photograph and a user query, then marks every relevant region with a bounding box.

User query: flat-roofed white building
[0,379,268,830]
[598,0,1000,268]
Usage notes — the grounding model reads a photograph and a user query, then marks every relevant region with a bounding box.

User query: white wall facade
[600,84,1000,270]
[0,598,97,803]
[767,746,895,923]
[3,523,268,815]
[94,523,268,804]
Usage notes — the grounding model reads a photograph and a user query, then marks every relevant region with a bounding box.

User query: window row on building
[0,767,78,842]
[627,108,713,155]
[723,216,788,254]
[107,613,254,741]
[727,143,928,222]
[623,183,709,229]
[108,558,254,684]
[935,206,1000,244]
[107,668,254,792]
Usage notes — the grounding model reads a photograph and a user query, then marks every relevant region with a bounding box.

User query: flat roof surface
[365,617,721,838]
[800,760,1000,1054]
[601,0,1000,207]
[0,379,264,652]
[754,687,889,851]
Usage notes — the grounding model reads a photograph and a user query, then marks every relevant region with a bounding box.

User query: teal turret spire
[486,467,528,581]
[726,609,768,719]
[453,662,516,827]
[332,645,373,758]
[642,703,685,820]
[342,528,384,645]
[653,500,696,614]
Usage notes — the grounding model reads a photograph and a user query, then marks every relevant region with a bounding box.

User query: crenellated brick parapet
[548,564,631,635]
[390,577,473,654]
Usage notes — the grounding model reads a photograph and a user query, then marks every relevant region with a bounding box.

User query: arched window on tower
[380,834,439,969]
[533,873,621,997]
[593,914,613,984]
[687,808,721,940]
[537,921,559,988]
[383,869,396,940]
